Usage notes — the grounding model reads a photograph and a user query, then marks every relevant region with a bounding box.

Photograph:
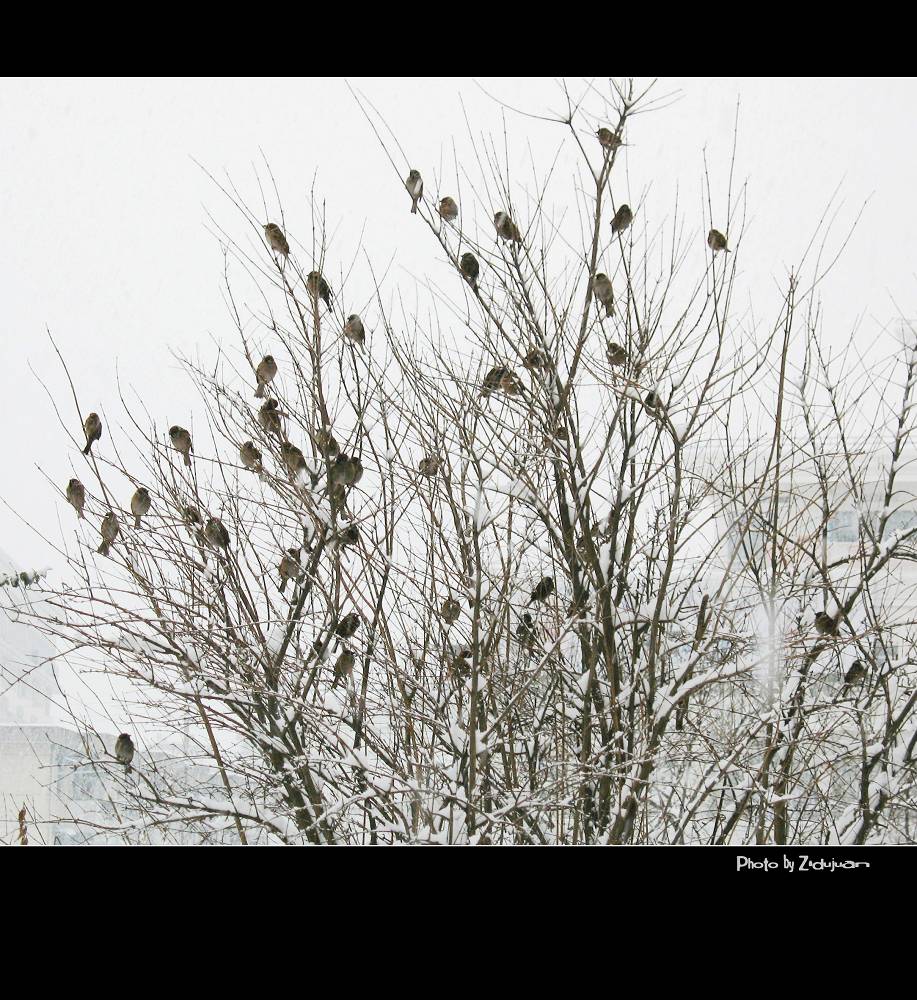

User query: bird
[169,426,193,468]
[606,342,627,367]
[329,453,363,487]
[333,649,355,688]
[280,441,308,481]
[98,511,120,556]
[335,612,361,640]
[313,428,339,459]
[254,355,277,399]
[306,271,333,308]
[611,204,633,235]
[405,169,424,214]
[258,399,283,438]
[114,733,135,773]
[441,598,462,624]
[592,273,614,317]
[343,314,365,348]
[516,612,537,652]
[708,228,730,254]
[448,647,472,680]
[418,454,440,477]
[263,223,290,258]
[814,611,840,637]
[482,366,521,397]
[279,547,303,594]
[130,487,151,529]
[494,211,522,243]
[204,517,230,551]
[438,196,458,222]
[338,524,360,547]
[460,252,480,290]
[528,576,555,604]
[644,391,664,414]
[182,505,201,527]
[66,478,85,519]
[596,127,622,151]
[239,441,263,474]
[82,413,102,455]
[842,659,867,695]
[523,349,549,371]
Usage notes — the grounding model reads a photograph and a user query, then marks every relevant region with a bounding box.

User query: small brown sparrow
[240,441,263,473]
[279,547,303,593]
[114,733,135,773]
[814,611,839,637]
[335,612,361,639]
[263,223,290,258]
[280,441,308,481]
[460,252,480,289]
[66,478,85,519]
[592,273,614,317]
[596,127,622,151]
[333,649,355,688]
[169,426,193,468]
[494,211,522,243]
[98,511,120,556]
[707,229,730,254]
[83,412,102,455]
[611,204,633,235]
[528,576,555,604]
[204,517,230,551]
[441,598,462,624]
[842,659,867,694]
[406,169,424,214]
[306,271,333,308]
[438,196,458,222]
[606,342,627,367]
[130,487,151,529]
[482,366,521,397]
[258,399,283,438]
[255,355,278,399]
[418,455,440,477]
[343,314,366,348]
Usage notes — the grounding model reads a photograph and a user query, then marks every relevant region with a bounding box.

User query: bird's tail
[134,515,141,529]
[255,382,265,399]
[605,303,613,318]
[77,509,84,520]
[411,199,418,214]
[98,541,109,556]
[280,577,287,594]
[183,452,192,468]
[125,763,132,775]
[83,441,92,455]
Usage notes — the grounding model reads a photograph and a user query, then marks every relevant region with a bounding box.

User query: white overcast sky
[2,77,916,569]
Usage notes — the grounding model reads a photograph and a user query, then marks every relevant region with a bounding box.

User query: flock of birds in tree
[63,125,860,774]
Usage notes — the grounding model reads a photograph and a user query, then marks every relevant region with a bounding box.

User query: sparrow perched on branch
[528,576,555,604]
[343,314,365,348]
[204,517,230,551]
[254,355,277,398]
[66,478,85,519]
[842,659,867,694]
[405,169,424,214]
[279,547,303,593]
[516,612,537,652]
[338,523,360,547]
[611,204,633,235]
[258,399,283,438]
[280,441,308,481]
[313,428,340,460]
[114,733,135,773]
[523,349,549,371]
[182,505,201,527]
[335,612,361,640]
[814,611,840,637]
[460,252,480,290]
[82,413,102,455]
[448,646,472,680]
[592,273,615,317]
[263,223,290,258]
[333,648,355,688]
[438,196,458,222]
[494,211,522,243]
[130,487,151,529]
[606,342,627,367]
[418,454,440,477]
[441,597,462,624]
[330,453,363,487]
[596,127,622,151]
[482,366,521,397]
[644,391,664,414]
[707,229,730,254]
[306,271,333,308]
[169,426,193,468]
[240,441,263,474]
[98,511,120,556]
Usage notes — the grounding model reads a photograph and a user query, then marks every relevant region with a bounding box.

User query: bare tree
[5,79,916,844]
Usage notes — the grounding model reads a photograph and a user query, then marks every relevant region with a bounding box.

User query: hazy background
[2,77,915,569]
